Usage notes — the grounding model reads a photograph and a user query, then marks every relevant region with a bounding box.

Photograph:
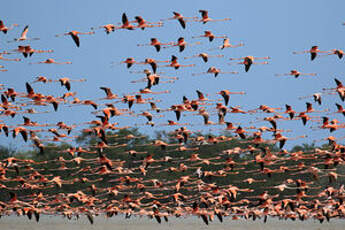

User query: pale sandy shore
[0,215,344,230]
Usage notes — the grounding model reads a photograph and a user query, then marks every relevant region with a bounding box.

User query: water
[0,215,344,230]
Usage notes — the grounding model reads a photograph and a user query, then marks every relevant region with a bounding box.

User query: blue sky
[1,0,344,149]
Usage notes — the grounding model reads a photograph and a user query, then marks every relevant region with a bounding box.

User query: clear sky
[1,0,344,150]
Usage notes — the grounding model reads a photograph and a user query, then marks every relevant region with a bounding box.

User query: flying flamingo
[161,55,195,70]
[55,30,95,47]
[197,10,231,24]
[255,104,282,113]
[12,126,28,142]
[91,24,115,34]
[13,45,53,58]
[30,58,72,64]
[8,25,40,42]
[56,78,86,91]
[162,37,200,52]
[117,57,138,69]
[293,46,328,61]
[136,88,170,95]
[194,90,211,102]
[296,112,311,126]
[304,102,328,113]
[21,116,41,127]
[99,87,118,99]
[209,38,244,50]
[0,53,20,62]
[160,12,197,29]
[217,90,245,105]
[149,102,161,113]
[192,31,226,42]
[298,92,323,105]
[192,66,238,77]
[0,66,7,72]
[319,49,344,59]
[322,78,345,101]
[137,38,173,52]
[137,111,163,124]
[133,16,162,30]
[137,58,168,73]
[31,76,52,84]
[130,70,176,89]
[199,109,216,125]
[335,103,345,116]
[215,103,228,123]
[184,53,223,63]
[230,106,247,114]
[170,104,189,121]
[116,13,136,30]
[0,20,18,34]
[313,93,322,105]
[229,56,270,72]
[275,70,316,78]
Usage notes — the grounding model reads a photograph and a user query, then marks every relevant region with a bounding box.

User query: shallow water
[0,215,344,230]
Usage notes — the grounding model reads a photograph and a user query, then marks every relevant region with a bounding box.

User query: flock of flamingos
[0,10,345,225]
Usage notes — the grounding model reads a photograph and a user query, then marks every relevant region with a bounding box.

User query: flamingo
[322,78,345,101]
[298,93,323,105]
[161,55,195,69]
[56,78,86,91]
[313,93,322,105]
[12,126,28,142]
[198,10,231,24]
[293,46,328,61]
[192,31,226,42]
[22,116,41,127]
[116,13,136,30]
[13,45,53,58]
[137,111,163,125]
[192,66,238,77]
[0,53,20,62]
[217,90,245,105]
[137,58,168,73]
[137,38,173,52]
[160,12,197,29]
[335,103,345,116]
[31,58,72,64]
[170,104,188,121]
[55,30,94,47]
[296,112,311,126]
[134,16,162,30]
[0,20,18,34]
[118,57,138,69]
[91,24,115,34]
[129,70,176,89]
[209,38,244,50]
[319,49,344,59]
[229,56,270,72]
[3,88,19,101]
[99,87,118,99]
[9,25,40,42]
[163,37,200,52]
[275,70,317,78]
[184,53,223,63]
